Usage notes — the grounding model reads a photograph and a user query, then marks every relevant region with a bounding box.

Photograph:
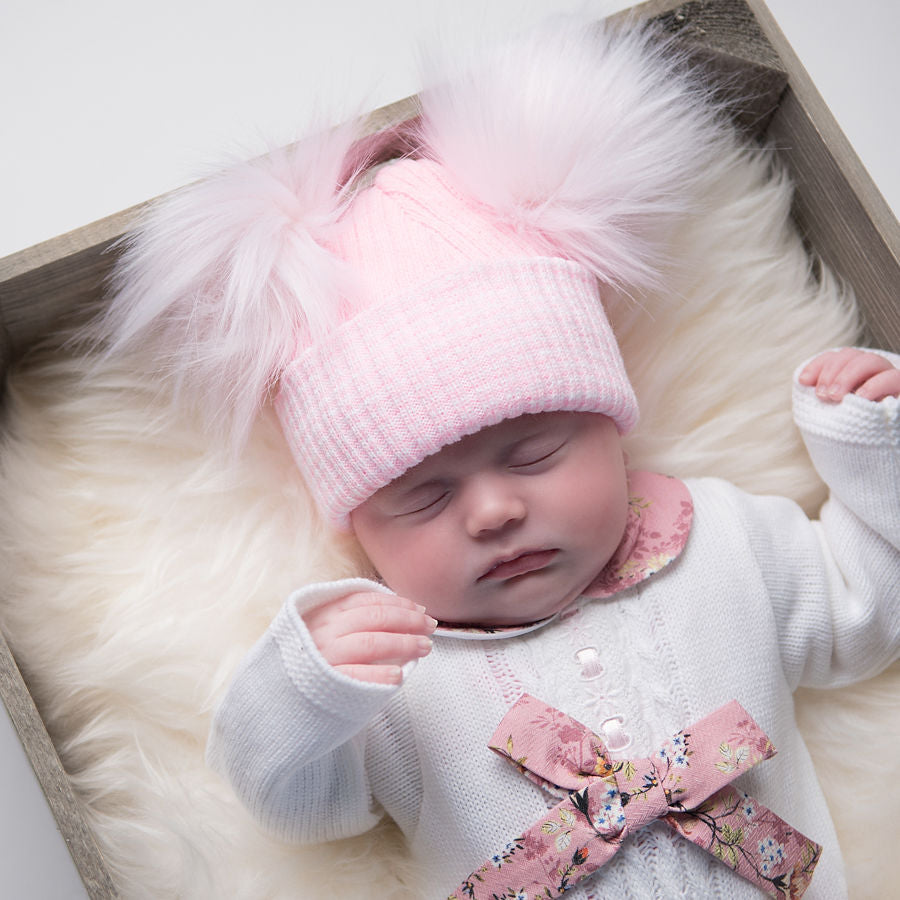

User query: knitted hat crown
[99,17,729,528]
[275,157,638,525]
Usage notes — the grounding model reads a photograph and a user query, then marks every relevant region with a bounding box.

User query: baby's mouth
[478,549,559,582]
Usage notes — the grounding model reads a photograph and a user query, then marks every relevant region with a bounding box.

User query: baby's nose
[465,479,526,537]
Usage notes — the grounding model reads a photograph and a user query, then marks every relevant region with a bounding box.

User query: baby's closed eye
[507,437,567,470]
[392,483,452,517]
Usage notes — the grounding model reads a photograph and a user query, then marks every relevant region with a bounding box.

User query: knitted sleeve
[206,577,405,842]
[767,355,900,689]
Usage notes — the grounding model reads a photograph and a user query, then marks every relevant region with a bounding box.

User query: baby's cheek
[384,536,451,599]
[576,476,629,550]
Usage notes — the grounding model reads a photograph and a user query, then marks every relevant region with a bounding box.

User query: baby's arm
[207,580,424,842]
[303,592,436,684]
[774,346,900,687]
[798,347,900,402]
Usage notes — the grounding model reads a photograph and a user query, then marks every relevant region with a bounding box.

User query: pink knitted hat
[101,18,727,528]
[275,158,637,526]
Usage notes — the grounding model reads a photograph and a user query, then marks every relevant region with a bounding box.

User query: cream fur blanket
[1,139,898,897]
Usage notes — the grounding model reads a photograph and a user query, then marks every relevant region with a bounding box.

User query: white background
[1,0,898,260]
[1,0,897,895]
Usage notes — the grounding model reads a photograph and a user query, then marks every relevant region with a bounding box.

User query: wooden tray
[0,1,897,895]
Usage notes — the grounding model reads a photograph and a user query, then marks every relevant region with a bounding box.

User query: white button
[574,646,604,680]
[600,715,631,751]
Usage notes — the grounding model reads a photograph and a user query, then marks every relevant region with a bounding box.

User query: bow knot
[449,696,821,899]
[618,757,670,832]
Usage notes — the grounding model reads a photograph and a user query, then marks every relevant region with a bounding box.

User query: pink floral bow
[450,696,821,899]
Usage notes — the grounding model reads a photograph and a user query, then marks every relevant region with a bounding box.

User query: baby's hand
[302,592,437,685]
[799,348,900,403]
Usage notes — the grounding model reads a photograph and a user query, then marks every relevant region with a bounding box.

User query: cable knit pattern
[207,378,899,898]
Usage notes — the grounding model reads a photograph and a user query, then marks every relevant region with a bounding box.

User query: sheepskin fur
[1,33,898,900]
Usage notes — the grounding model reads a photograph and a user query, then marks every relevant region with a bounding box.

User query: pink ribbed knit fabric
[275,159,638,527]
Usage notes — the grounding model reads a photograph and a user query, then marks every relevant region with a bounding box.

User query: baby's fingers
[326,601,437,641]
[854,367,900,401]
[303,591,436,684]
[800,349,898,402]
[304,591,426,633]
[325,631,433,668]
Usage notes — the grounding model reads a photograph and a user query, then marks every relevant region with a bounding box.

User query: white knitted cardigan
[207,369,900,899]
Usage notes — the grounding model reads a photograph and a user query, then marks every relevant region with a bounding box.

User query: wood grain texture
[0,204,144,376]
[0,630,119,898]
[633,0,789,139]
[634,0,781,67]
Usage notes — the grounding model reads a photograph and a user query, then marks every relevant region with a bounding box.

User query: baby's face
[350,411,629,626]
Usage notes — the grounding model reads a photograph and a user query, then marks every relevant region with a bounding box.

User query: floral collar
[434,470,693,641]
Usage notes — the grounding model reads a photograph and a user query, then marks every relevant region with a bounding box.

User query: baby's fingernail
[425,616,438,631]
[415,603,427,613]
[416,637,433,655]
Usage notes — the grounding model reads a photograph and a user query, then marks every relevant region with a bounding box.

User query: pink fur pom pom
[419,17,731,292]
[97,125,361,452]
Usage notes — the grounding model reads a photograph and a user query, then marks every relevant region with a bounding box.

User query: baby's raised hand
[302,592,436,685]
[799,348,900,403]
